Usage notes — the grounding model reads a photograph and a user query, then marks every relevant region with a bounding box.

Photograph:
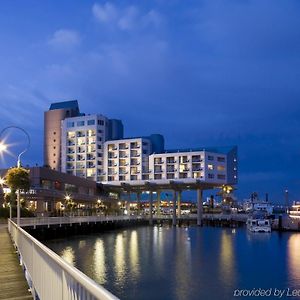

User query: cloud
[92,2,117,24]
[48,29,80,50]
[92,2,163,31]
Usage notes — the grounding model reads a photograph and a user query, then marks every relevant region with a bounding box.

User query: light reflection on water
[93,239,106,285]
[46,226,299,300]
[288,233,300,285]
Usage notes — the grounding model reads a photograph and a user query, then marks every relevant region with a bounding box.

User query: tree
[6,167,30,198]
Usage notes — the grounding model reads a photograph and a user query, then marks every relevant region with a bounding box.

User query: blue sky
[0,0,300,203]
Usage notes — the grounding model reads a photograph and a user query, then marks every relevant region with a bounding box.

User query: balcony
[154,160,163,165]
[77,133,85,137]
[167,160,176,164]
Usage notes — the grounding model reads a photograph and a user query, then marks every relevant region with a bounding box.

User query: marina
[44,224,300,300]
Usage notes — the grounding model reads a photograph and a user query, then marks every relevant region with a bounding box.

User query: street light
[0,143,7,152]
[0,126,31,227]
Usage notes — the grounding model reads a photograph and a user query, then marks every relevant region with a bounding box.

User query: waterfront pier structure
[101,180,220,226]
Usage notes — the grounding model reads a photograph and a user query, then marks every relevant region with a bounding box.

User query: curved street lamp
[0,126,31,226]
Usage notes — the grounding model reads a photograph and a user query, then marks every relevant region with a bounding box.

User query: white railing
[8,219,119,300]
[12,215,141,228]
[12,214,248,228]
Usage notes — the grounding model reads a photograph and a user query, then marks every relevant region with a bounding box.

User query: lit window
[208,164,214,170]
[217,166,225,171]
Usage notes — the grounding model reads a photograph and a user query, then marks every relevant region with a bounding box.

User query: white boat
[247,216,271,233]
[288,203,300,218]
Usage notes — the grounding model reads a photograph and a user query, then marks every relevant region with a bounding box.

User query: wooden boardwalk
[0,225,33,300]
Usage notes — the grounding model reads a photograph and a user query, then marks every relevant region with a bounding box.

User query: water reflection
[93,239,106,284]
[46,227,299,300]
[219,230,236,288]
[129,231,140,280]
[114,233,126,286]
[288,234,300,285]
[61,246,75,266]
[174,228,192,300]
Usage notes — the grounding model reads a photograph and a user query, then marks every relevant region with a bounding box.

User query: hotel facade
[44,101,238,187]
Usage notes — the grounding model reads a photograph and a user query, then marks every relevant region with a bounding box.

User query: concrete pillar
[172,191,177,226]
[126,191,131,216]
[149,191,153,225]
[177,190,181,218]
[137,192,141,215]
[197,189,203,226]
[156,191,161,216]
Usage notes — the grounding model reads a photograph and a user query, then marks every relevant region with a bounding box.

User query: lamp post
[0,126,30,227]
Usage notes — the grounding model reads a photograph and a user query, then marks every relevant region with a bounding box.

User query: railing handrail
[8,219,119,300]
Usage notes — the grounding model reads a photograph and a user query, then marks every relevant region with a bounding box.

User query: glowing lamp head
[0,143,7,152]
[65,195,71,201]
[0,177,5,185]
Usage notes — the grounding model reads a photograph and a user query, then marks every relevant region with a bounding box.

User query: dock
[0,225,32,300]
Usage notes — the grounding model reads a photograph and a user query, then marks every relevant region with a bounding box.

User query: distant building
[44,100,238,186]
[0,167,100,215]
[44,100,81,171]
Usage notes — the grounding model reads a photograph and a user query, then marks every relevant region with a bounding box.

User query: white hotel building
[45,101,238,187]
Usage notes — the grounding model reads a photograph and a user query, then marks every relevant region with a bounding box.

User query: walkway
[0,225,32,300]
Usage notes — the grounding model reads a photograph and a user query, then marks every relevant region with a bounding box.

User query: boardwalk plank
[0,226,33,300]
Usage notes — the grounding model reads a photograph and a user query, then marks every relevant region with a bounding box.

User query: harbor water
[45,226,300,300]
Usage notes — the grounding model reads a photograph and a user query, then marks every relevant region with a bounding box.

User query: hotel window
[192,155,201,162]
[154,158,162,164]
[208,155,214,161]
[208,164,214,170]
[98,120,104,126]
[208,174,214,179]
[108,144,115,151]
[67,122,74,128]
[77,121,85,126]
[167,173,175,179]
[167,157,175,164]
[193,172,201,178]
[217,166,225,171]
[179,164,188,172]
[179,156,188,163]
[131,175,138,180]
[179,173,188,178]
[119,175,126,181]
[217,157,225,162]
[131,167,138,174]
[87,119,95,125]
[108,176,114,181]
[154,174,162,180]
[217,174,226,180]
